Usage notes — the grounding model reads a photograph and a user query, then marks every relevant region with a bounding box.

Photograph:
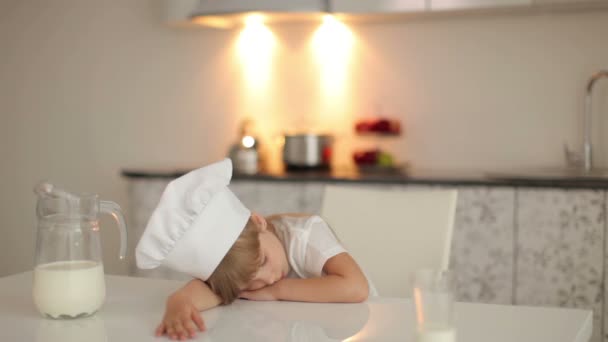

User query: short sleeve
[301,216,347,278]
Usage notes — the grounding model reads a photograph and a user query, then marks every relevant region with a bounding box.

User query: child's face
[245,229,290,291]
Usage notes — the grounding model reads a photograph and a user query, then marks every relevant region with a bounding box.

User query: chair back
[320,185,458,297]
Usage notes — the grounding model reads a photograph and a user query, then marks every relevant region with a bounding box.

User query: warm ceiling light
[190,15,232,29]
[312,15,354,96]
[244,13,265,26]
[237,14,276,91]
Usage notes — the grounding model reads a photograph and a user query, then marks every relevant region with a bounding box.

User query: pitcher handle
[100,200,128,260]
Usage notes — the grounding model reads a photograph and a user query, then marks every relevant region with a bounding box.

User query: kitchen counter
[121,166,608,189]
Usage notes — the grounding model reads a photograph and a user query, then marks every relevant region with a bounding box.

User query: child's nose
[264,274,279,285]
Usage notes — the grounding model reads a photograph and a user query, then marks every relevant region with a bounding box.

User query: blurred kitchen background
[1,0,608,281]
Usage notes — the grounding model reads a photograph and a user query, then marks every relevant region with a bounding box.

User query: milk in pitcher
[33,260,105,319]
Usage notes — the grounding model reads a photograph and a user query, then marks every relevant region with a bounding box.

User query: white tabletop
[0,272,592,341]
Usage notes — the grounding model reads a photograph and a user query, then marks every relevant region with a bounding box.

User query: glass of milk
[411,269,456,342]
[32,182,127,319]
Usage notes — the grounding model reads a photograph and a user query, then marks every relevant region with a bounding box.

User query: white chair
[320,185,458,297]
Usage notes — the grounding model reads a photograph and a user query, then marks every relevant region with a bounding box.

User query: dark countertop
[121,166,608,189]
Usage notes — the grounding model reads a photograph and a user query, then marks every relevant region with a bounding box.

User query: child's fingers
[155,322,166,336]
[166,325,177,340]
[184,320,197,338]
[192,312,206,332]
[172,321,186,340]
[180,324,192,340]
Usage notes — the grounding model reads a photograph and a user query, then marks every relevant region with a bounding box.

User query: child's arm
[156,279,222,340]
[240,253,369,303]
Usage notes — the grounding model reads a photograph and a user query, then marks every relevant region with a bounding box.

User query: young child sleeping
[136,159,374,340]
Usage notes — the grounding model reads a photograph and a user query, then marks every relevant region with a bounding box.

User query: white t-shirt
[268,214,378,297]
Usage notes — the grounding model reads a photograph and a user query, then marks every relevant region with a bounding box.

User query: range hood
[166,0,608,28]
[165,0,332,28]
[164,0,429,28]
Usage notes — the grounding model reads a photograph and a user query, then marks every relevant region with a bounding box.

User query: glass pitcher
[32,182,127,319]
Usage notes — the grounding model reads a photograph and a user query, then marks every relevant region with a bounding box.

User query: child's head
[207,213,290,304]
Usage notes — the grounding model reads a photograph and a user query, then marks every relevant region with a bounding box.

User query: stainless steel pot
[283,134,333,169]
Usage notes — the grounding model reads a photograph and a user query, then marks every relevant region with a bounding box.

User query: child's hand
[239,282,281,301]
[156,293,206,340]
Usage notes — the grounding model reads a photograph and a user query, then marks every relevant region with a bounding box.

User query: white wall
[1,0,607,276]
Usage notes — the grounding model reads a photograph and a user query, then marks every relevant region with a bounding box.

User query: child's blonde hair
[206,218,262,304]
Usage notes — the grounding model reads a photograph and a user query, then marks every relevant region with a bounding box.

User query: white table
[0,272,592,341]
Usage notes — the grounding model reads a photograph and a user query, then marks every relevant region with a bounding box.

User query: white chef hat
[135,158,251,280]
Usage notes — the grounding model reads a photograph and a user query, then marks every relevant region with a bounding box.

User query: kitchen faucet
[565,70,608,172]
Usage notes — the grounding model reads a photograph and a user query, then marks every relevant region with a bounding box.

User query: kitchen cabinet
[431,0,531,10]
[231,182,325,215]
[450,186,515,305]
[331,0,427,13]
[516,189,604,342]
[330,0,606,15]
[533,0,606,5]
